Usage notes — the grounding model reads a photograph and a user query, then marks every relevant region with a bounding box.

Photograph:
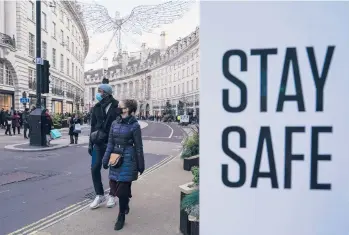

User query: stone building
[84,27,199,116]
[0,0,88,113]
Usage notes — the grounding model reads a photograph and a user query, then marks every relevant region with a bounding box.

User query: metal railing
[52,87,64,96]
[0,33,16,50]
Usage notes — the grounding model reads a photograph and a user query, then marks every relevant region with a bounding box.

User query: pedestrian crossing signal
[41,60,50,94]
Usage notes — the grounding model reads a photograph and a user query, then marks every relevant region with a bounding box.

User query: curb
[4,143,71,152]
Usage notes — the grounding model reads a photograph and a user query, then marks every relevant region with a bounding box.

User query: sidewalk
[38,156,191,235]
[3,121,148,152]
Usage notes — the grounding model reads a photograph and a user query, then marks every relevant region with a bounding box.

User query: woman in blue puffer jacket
[102,99,145,231]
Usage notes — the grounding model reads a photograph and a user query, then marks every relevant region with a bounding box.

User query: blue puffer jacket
[102,115,145,182]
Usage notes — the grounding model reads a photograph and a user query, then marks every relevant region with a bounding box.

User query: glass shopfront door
[0,92,13,111]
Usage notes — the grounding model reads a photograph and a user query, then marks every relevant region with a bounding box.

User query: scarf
[99,95,113,113]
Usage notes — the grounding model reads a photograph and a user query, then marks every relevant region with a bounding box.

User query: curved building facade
[0,0,88,113]
[84,27,199,117]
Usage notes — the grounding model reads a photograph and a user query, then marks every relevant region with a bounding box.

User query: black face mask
[117,108,123,115]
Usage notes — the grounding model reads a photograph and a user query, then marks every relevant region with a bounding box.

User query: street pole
[28,0,46,146]
[36,0,42,108]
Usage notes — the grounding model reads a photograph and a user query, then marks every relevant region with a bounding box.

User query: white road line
[14,167,28,170]
[156,122,174,138]
[0,189,10,194]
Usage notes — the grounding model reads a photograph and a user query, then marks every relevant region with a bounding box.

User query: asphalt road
[0,121,185,235]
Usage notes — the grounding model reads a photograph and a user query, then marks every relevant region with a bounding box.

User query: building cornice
[63,1,89,58]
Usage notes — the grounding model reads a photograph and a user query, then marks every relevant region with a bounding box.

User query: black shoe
[114,213,125,231]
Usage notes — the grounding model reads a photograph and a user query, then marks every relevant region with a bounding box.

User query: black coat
[69,118,81,136]
[90,96,121,146]
[43,114,53,135]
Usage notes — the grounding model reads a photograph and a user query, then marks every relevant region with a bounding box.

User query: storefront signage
[201,2,349,235]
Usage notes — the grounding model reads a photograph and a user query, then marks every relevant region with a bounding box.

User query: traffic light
[41,60,50,93]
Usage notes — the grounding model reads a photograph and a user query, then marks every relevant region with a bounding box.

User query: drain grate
[0,171,42,186]
[84,191,96,200]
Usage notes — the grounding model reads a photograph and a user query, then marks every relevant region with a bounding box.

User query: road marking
[0,189,10,194]
[156,122,174,138]
[14,167,28,170]
[7,200,89,235]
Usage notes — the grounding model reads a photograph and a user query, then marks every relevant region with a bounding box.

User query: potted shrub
[181,125,199,171]
[182,190,199,235]
[179,166,199,235]
[52,113,62,129]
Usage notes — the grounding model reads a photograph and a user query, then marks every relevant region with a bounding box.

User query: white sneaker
[106,196,116,208]
[89,195,105,209]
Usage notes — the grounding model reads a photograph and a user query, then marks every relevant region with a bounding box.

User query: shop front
[0,90,14,111]
[52,99,63,114]
[66,102,73,114]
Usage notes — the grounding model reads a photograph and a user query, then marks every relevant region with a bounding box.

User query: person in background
[69,113,81,144]
[22,108,30,139]
[42,109,53,146]
[0,108,4,129]
[11,111,21,135]
[102,99,145,231]
[4,110,12,136]
[88,83,121,209]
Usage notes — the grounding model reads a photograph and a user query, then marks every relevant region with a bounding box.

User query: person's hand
[103,163,109,170]
[138,168,144,175]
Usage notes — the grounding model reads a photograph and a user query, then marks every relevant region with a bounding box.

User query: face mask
[96,93,103,102]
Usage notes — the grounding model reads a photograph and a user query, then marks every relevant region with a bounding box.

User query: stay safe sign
[200,2,349,235]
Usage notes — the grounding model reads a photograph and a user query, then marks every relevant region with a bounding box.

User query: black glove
[103,163,109,170]
[138,168,144,175]
[88,145,93,156]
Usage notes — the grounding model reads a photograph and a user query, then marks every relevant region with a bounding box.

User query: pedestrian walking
[102,99,145,231]
[0,108,4,128]
[23,108,30,139]
[4,111,12,136]
[69,113,81,144]
[88,83,121,209]
[11,111,21,135]
[42,109,53,146]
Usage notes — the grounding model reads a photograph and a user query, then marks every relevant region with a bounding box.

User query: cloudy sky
[83,0,199,71]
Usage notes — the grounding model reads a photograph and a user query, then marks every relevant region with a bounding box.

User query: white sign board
[180,115,189,123]
[201,2,349,235]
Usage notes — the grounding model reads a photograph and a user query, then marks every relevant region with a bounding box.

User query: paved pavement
[0,121,185,235]
[39,155,192,235]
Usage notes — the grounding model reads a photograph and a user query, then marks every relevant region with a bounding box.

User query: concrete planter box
[188,215,199,235]
[179,182,198,235]
[183,155,199,171]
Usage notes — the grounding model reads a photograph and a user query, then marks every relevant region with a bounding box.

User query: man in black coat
[88,83,121,209]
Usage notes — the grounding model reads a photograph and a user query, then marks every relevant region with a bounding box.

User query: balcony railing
[0,33,16,51]
[66,91,75,99]
[52,87,64,96]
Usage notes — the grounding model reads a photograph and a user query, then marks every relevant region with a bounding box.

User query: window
[28,33,35,57]
[52,22,56,38]
[66,59,69,75]
[0,62,13,86]
[187,81,190,92]
[72,42,74,55]
[196,77,198,90]
[60,10,63,22]
[72,26,75,36]
[60,54,64,72]
[72,63,74,79]
[28,67,36,89]
[192,64,194,74]
[60,30,64,44]
[66,36,70,50]
[42,41,47,60]
[196,62,199,72]
[182,83,184,93]
[28,1,35,21]
[52,48,56,68]
[191,80,194,91]
[42,12,47,30]
[182,69,185,78]
[76,66,78,81]
[67,18,70,30]
[52,1,56,14]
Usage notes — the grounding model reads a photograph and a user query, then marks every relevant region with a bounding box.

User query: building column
[4,1,16,38]
[0,1,4,34]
